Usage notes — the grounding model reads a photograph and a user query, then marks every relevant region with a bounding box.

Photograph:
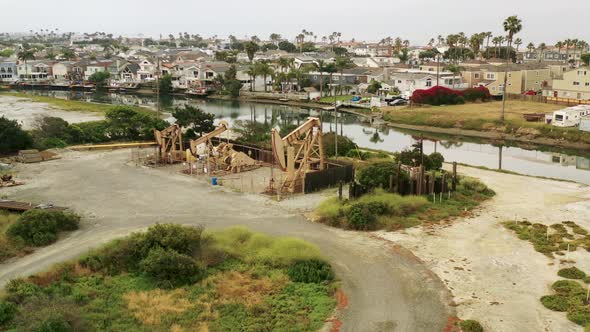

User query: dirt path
[377,166,590,332]
[0,150,453,332]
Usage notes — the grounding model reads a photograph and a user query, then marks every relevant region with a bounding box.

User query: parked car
[388,98,407,106]
[384,96,404,102]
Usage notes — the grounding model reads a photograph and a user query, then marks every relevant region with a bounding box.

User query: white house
[580,116,590,132]
[0,61,17,82]
[387,71,466,98]
[549,105,590,127]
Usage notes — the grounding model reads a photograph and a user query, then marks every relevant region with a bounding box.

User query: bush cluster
[27,106,168,149]
[558,267,586,280]
[357,161,409,189]
[541,279,590,327]
[0,116,32,153]
[317,190,428,231]
[287,259,334,284]
[80,224,205,287]
[394,149,445,171]
[411,86,491,106]
[459,319,484,332]
[6,210,80,247]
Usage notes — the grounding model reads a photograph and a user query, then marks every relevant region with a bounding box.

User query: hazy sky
[4,0,589,45]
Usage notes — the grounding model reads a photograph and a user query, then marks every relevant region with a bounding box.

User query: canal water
[10,90,590,185]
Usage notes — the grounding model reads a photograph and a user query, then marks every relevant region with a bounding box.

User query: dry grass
[123,289,193,326]
[383,100,561,125]
[208,271,287,308]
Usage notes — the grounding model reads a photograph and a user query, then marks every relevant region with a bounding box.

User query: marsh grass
[503,221,590,257]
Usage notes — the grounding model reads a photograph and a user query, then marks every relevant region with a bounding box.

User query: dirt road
[378,166,590,332]
[0,150,453,332]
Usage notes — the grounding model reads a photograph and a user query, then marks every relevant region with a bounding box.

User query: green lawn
[319,95,356,104]
[0,225,337,332]
[383,100,590,144]
[0,92,152,114]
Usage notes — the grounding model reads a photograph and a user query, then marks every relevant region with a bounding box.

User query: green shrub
[461,178,490,193]
[567,308,590,327]
[552,280,585,295]
[33,315,72,332]
[459,319,484,332]
[541,294,571,312]
[0,116,32,153]
[136,223,204,258]
[79,236,141,274]
[558,267,586,280]
[288,259,335,283]
[357,161,405,189]
[0,301,17,325]
[5,279,42,303]
[6,210,80,246]
[36,137,67,150]
[346,203,377,230]
[322,133,357,157]
[584,276,590,284]
[139,247,203,286]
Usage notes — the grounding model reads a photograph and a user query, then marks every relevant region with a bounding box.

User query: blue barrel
[211,177,218,186]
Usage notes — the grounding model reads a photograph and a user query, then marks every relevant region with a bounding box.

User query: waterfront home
[119,63,141,82]
[386,71,465,98]
[0,60,17,82]
[549,105,590,127]
[52,61,75,80]
[84,61,112,80]
[17,60,54,81]
[542,66,590,100]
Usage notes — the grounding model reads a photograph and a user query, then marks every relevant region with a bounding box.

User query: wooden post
[338,181,343,200]
[420,165,425,195]
[396,163,402,194]
[431,170,436,194]
[452,162,457,192]
[349,182,355,200]
[409,179,415,196]
[389,174,394,193]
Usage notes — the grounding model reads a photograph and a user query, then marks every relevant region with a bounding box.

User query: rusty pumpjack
[153,124,184,164]
[189,121,257,173]
[271,117,325,193]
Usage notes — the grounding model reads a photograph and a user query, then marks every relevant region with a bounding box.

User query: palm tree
[564,39,572,63]
[315,60,328,97]
[324,63,337,96]
[538,43,547,62]
[514,38,523,53]
[447,64,463,88]
[17,48,35,81]
[334,57,354,95]
[244,41,259,63]
[501,15,523,121]
[246,65,258,91]
[269,33,281,46]
[257,62,274,92]
[394,37,403,52]
[492,37,501,58]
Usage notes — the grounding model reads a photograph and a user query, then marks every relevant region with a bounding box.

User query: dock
[0,200,66,212]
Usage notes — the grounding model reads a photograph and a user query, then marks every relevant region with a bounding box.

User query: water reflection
[15,90,590,184]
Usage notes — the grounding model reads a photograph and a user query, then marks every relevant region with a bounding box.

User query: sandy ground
[376,165,590,332]
[0,150,452,332]
[0,96,104,129]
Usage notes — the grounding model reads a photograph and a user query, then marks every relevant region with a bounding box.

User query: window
[425,79,432,87]
[586,82,590,86]
[397,80,402,83]
[573,81,580,86]
[474,73,480,79]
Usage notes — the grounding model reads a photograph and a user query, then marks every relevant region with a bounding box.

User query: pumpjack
[271,117,325,193]
[153,124,184,163]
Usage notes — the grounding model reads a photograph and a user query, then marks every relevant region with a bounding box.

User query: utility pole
[501,41,510,121]
[156,56,160,118]
[334,84,338,159]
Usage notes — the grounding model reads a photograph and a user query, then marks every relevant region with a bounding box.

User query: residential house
[52,61,75,80]
[0,60,17,82]
[119,63,141,82]
[84,61,112,80]
[17,60,53,81]
[386,71,465,98]
[137,59,156,81]
[542,67,590,100]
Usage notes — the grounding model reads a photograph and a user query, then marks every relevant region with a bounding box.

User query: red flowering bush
[463,86,492,102]
[411,86,491,105]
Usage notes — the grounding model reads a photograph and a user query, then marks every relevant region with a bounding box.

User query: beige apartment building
[460,63,552,96]
[543,67,590,100]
